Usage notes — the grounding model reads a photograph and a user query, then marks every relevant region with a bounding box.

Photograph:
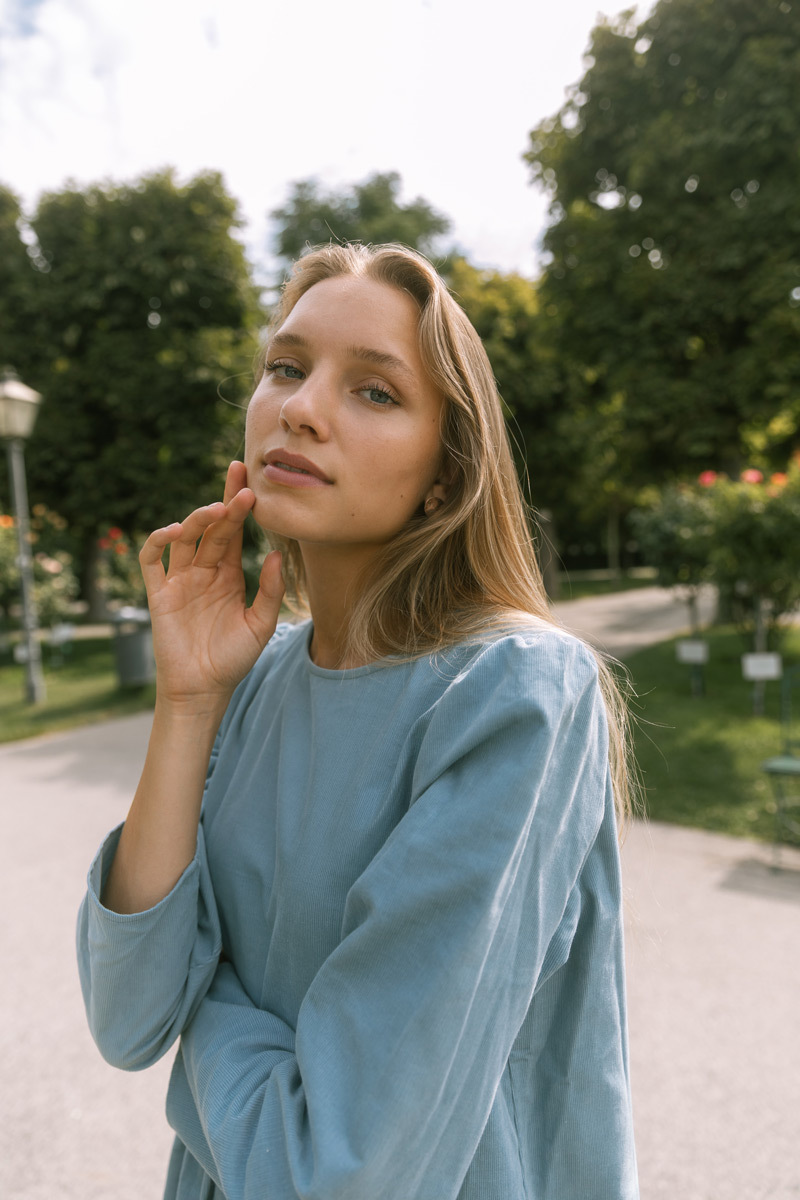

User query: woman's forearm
[101,697,228,914]
[100,463,284,916]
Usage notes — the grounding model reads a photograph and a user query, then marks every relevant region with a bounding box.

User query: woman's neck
[300,543,378,669]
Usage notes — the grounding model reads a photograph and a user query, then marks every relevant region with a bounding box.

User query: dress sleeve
[168,634,615,1200]
[74,629,296,1070]
[76,777,223,1071]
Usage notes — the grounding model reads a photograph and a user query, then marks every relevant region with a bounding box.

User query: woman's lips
[262,450,333,488]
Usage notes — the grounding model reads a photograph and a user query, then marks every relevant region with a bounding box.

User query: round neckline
[302,622,397,679]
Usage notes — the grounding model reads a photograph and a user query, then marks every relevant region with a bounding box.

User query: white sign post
[741,653,782,681]
[676,639,709,697]
[742,652,782,717]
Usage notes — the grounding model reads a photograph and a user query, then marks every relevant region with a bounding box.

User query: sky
[0,0,653,281]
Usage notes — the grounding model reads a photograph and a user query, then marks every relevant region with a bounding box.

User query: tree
[0,185,44,379]
[446,258,569,591]
[270,172,453,272]
[633,461,800,648]
[524,0,800,506]
[447,258,541,437]
[628,481,715,632]
[704,465,800,649]
[449,255,646,575]
[4,171,262,610]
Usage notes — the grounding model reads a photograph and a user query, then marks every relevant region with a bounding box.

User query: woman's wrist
[153,689,232,730]
[101,697,229,914]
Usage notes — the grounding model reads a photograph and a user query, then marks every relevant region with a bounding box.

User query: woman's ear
[434,455,457,498]
[423,459,455,515]
[426,482,449,506]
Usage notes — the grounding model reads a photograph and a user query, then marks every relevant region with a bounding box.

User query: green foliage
[0,507,80,630]
[448,258,636,560]
[524,0,800,498]
[446,259,542,472]
[634,461,800,644]
[705,466,800,639]
[629,484,715,591]
[0,516,20,626]
[32,549,80,627]
[0,170,262,600]
[447,259,541,415]
[270,172,452,271]
[0,185,44,379]
[94,525,147,609]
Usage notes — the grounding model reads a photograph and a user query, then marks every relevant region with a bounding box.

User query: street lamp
[0,369,46,704]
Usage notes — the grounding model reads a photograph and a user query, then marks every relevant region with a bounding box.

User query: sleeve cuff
[85,823,202,925]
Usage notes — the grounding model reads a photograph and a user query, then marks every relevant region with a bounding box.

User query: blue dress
[77,621,639,1198]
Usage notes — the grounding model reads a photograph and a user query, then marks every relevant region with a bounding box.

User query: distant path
[553,584,717,659]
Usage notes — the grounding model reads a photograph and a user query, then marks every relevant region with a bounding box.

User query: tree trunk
[606,507,621,578]
[752,596,767,717]
[78,535,110,622]
[536,509,561,602]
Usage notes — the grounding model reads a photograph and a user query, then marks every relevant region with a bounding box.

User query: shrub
[0,508,80,631]
[632,460,800,648]
[629,485,715,633]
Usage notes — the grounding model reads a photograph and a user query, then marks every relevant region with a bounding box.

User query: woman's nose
[278,377,331,439]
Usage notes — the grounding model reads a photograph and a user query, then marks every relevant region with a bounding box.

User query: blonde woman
[78,243,639,1199]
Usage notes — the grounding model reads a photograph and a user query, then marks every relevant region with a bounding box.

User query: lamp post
[0,370,46,704]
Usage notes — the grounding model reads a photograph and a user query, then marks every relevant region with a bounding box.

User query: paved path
[621,821,800,1199]
[1,589,798,1199]
[552,583,719,660]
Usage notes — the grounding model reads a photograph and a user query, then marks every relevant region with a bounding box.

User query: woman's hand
[138,460,284,709]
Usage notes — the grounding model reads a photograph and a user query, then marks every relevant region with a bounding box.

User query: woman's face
[245,275,446,558]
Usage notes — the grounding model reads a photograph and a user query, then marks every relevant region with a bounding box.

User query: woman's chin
[250,496,310,542]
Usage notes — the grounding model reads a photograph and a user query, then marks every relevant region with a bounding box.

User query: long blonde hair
[260,242,637,831]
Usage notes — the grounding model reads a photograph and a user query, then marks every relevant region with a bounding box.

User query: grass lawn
[625,625,800,844]
[0,637,155,744]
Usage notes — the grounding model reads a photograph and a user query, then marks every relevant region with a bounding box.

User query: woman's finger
[247,550,285,641]
[165,503,227,573]
[138,523,183,595]
[222,460,248,505]
[193,489,255,570]
[218,486,257,568]
[209,462,250,568]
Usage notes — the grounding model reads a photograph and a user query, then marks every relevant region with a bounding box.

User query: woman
[77,242,639,1199]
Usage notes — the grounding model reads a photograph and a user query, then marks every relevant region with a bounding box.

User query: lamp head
[0,369,43,440]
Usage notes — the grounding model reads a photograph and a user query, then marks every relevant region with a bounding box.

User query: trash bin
[112,606,156,687]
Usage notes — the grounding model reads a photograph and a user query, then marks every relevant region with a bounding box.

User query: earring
[424,496,443,516]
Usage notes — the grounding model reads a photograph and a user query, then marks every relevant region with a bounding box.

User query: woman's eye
[265,361,304,380]
[359,385,398,407]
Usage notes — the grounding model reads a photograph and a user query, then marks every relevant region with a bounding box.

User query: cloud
[0,0,656,276]
[0,0,48,38]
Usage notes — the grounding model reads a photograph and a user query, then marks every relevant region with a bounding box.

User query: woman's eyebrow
[267,332,310,354]
[267,331,415,383]
[345,345,415,383]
